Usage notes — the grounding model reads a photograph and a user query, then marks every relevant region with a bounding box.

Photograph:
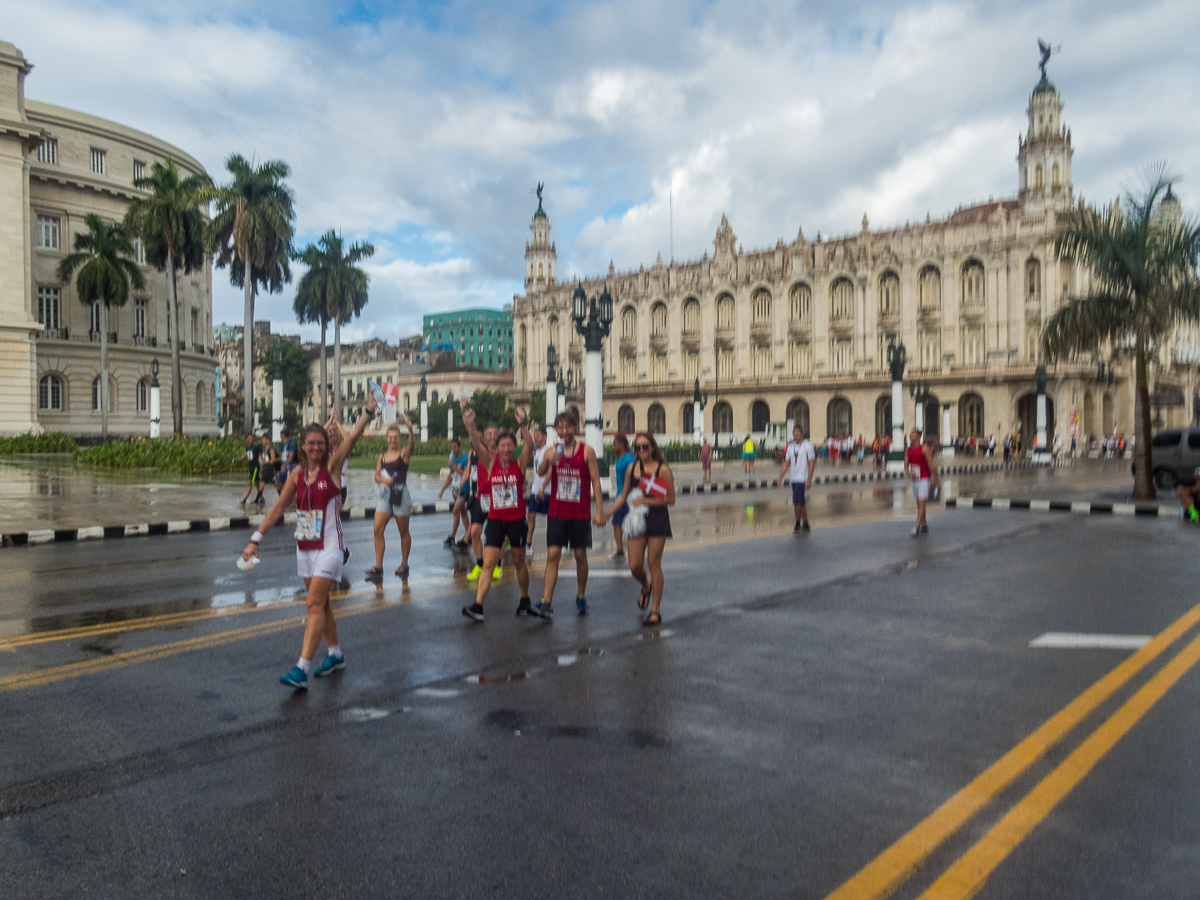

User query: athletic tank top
[295,466,344,552]
[906,444,931,479]
[548,442,591,520]
[487,458,526,522]
[380,453,408,486]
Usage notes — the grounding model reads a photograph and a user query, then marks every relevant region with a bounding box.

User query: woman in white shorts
[241,396,377,689]
[367,416,416,579]
[903,427,941,537]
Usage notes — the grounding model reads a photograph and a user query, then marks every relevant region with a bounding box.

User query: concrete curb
[946,497,1176,517]
[680,460,1053,495]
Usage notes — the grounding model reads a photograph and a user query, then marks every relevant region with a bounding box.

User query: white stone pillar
[149,384,161,438]
[584,348,603,452]
[420,399,428,443]
[271,378,283,442]
[914,399,924,434]
[447,406,454,442]
[546,372,556,425]
[1034,393,1049,462]
[942,404,954,457]
[557,390,567,416]
[887,379,905,472]
[694,401,703,442]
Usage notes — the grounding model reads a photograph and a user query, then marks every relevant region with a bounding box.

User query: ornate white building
[511,63,1190,447]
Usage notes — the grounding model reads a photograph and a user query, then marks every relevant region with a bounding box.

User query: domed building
[511,57,1194,450]
[0,40,217,436]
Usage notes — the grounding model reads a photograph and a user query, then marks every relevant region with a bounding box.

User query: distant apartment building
[423,308,513,371]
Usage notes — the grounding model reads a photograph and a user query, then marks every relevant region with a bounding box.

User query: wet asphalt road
[2,480,1199,899]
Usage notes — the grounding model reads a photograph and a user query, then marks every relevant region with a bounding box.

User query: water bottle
[367,379,387,409]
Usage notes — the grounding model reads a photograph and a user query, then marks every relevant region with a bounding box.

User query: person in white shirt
[777,425,817,532]
[525,423,552,554]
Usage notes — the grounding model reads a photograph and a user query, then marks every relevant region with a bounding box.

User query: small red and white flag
[381,382,399,406]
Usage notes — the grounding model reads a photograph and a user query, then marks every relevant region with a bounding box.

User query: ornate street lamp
[571,282,613,453]
[271,342,284,442]
[713,341,721,447]
[545,343,558,426]
[149,358,161,438]
[693,377,708,442]
[419,374,429,442]
[556,366,566,416]
[886,338,907,469]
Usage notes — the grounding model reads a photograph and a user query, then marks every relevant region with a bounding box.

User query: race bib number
[491,483,519,510]
[480,494,491,513]
[556,474,581,503]
[295,509,322,542]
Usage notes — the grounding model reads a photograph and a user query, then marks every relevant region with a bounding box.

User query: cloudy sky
[10,0,1200,344]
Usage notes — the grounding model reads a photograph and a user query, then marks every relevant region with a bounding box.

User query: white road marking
[1029,632,1151,649]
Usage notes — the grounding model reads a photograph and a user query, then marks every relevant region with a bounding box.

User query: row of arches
[38,373,215,417]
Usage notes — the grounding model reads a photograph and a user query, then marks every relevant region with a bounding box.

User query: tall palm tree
[56,213,145,438]
[1042,173,1200,499]
[292,231,374,419]
[292,241,333,421]
[124,157,211,435]
[206,154,295,434]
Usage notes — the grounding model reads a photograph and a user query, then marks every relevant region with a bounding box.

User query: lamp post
[571,283,613,453]
[1033,364,1050,463]
[886,338,906,471]
[545,343,558,427]
[909,379,931,435]
[419,374,429,443]
[942,403,954,456]
[693,377,708,443]
[149,358,161,438]
[271,343,284,442]
[713,341,721,448]
[448,405,454,443]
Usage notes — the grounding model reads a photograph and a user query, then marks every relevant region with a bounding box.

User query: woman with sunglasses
[605,432,675,625]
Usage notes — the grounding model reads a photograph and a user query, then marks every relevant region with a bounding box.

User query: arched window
[431,390,439,404]
[548,315,560,349]
[683,403,694,434]
[879,272,900,316]
[1034,165,1043,191]
[961,260,985,307]
[196,382,205,416]
[716,294,735,331]
[959,393,985,438]
[789,283,811,322]
[682,298,700,334]
[647,403,666,435]
[922,395,940,439]
[403,392,411,410]
[919,266,942,310]
[617,404,635,433]
[1026,259,1041,301]
[538,263,544,279]
[827,397,852,438]
[752,289,771,324]
[136,378,149,413]
[651,302,668,336]
[92,376,102,411]
[621,307,637,341]
[1051,163,1060,188]
[875,396,891,437]
[786,398,810,436]
[39,374,62,411]
[713,401,733,433]
[751,400,770,433]
[831,278,854,321]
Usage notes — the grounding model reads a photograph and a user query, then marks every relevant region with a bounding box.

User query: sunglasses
[635,443,651,450]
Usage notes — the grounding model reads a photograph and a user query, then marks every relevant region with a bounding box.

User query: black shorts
[545,516,592,549]
[469,497,488,525]
[643,506,672,539]
[484,517,528,549]
[248,467,259,484]
[260,465,275,483]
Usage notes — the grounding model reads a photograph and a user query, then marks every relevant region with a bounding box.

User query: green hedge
[0,432,76,454]
[351,435,457,459]
[74,436,251,475]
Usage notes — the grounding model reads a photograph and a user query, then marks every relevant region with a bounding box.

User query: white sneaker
[911,526,920,538]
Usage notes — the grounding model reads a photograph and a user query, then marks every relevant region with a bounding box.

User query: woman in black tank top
[367,416,416,579]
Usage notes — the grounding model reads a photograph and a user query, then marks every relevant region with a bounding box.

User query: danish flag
[381,382,399,406]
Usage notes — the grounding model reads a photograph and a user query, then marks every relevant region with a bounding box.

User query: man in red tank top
[534,410,606,618]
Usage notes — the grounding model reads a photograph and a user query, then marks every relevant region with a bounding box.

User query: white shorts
[911,478,930,501]
[297,546,344,581]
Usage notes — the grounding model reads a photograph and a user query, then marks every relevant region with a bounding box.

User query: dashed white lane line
[1030,632,1152,650]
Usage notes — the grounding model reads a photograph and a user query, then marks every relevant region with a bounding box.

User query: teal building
[423,308,513,371]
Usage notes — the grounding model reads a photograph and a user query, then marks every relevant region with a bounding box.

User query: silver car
[1142,429,1200,488]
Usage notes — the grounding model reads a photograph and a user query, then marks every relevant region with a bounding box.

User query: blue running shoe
[533,600,554,620]
[314,654,345,677]
[576,595,589,616]
[279,666,308,689]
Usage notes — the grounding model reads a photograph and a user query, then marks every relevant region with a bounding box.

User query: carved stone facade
[510,68,1187,447]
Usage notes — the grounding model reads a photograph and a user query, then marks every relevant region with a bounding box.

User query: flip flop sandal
[641,611,662,627]
[637,586,651,610]
[395,565,410,578]
[365,567,384,577]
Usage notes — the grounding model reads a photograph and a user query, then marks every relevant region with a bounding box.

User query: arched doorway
[1017,393,1055,451]
[647,403,666,435]
[617,404,635,433]
[923,396,940,440]
[1101,393,1114,435]
[682,403,694,435]
[713,401,733,434]
[959,393,985,438]
[786,398,809,436]
[875,396,891,437]
[1083,391,1095,437]
[751,400,770,433]
[827,397,852,439]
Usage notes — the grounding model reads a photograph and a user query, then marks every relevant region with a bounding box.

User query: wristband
[365,408,377,420]
[250,531,263,544]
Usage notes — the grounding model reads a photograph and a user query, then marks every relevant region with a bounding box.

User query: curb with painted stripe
[946,497,1176,517]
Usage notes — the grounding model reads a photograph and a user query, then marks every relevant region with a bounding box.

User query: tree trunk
[100,302,109,438]
[167,254,183,435]
[1132,343,1155,500]
[319,319,328,422]
[242,253,254,435]
[334,316,342,424]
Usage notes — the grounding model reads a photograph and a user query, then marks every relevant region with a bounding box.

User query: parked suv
[1137,429,1200,488]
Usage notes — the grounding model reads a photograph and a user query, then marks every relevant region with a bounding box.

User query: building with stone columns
[0,40,217,436]
[511,63,1198,449]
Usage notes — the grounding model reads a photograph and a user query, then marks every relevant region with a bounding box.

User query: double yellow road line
[824,600,1200,900]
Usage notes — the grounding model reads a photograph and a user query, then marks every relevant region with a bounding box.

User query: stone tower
[1018,62,1073,215]
[525,189,556,291]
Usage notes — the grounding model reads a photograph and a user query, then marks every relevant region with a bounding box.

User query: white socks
[297,657,313,674]
[327,644,342,659]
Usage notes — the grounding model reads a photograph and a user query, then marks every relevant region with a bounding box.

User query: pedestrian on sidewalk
[241,396,378,689]
[524,423,551,555]
[535,409,606,618]
[439,439,468,547]
[366,416,416,579]
[257,435,277,504]
[609,434,635,559]
[607,432,674,626]
[904,428,941,537]
[461,406,536,622]
[743,435,756,478]
[700,436,713,484]
[240,434,261,505]
[274,429,296,496]
[778,424,816,532]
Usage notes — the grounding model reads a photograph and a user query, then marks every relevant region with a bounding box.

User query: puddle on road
[341,707,393,723]
[412,687,463,699]
[466,669,535,685]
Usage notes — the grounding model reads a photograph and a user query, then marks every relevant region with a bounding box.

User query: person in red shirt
[903,427,941,537]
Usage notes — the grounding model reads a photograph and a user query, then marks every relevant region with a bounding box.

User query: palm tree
[56,213,145,438]
[292,231,374,420]
[206,154,295,434]
[124,158,211,435]
[1042,173,1200,499]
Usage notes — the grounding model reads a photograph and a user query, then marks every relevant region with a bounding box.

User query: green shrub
[0,432,76,454]
[74,435,251,474]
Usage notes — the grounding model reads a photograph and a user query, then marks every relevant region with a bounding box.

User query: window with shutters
[961,260,985,308]
[963,325,985,366]
[752,344,772,378]
[682,299,700,334]
[790,341,812,376]
[683,351,699,382]
[621,355,637,383]
[752,289,771,324]
[651,353,667,383]
[879,272,900,316]
[90,148,106,174]
[830,279,854,321]
[830,337,853,372]
[919,266,942,310]
[37,138,58,165]
[716,295,735,331]
[717,348,734,381]
[920,329,941,369]
[38,286,61,330]
[651,303,667,336]
[790,283,811,322]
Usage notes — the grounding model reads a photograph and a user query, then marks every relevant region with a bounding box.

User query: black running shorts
[484,517,528,549]
[545,516,592,549]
